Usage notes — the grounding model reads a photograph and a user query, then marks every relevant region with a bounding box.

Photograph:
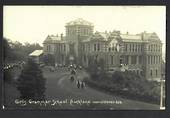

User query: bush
[85,70,160,104]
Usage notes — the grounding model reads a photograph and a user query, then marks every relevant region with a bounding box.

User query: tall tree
[17,59,46,100]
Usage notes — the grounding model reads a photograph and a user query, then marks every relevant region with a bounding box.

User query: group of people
[4,61,25,70]
[76,80,86,89]
[69,65,86,89]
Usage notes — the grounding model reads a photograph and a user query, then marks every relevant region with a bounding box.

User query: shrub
[85,70,160,104]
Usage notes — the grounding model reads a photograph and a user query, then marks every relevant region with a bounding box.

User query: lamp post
[160,73,165,110]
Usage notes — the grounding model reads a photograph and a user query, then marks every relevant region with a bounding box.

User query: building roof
[120,34,143,42]
[142,32,160,41]
[120,34,141,40]
[29,50,43,56]
[66,18,93,26]
[43,35,66,44]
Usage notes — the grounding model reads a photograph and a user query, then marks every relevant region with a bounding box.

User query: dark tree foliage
[3,38,13,62]
[4,69,12,83]
[17,59,46,100]
[87,56,99,79]
[87,56,107,80]
[3,37,43,62]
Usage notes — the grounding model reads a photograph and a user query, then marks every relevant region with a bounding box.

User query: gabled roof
[90,32,109,41]
[66,18,93,26]
[142,32,160,41]
[29,50,43,56]
[43,35,66,43]
[82,31,118,43]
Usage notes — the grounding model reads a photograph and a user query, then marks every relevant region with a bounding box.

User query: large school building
[43,18,163,81]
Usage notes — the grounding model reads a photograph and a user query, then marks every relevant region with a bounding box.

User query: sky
[3,6,166,55]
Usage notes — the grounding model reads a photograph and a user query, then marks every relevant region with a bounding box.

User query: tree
[3,38,43,62]
[17,59,46,100]
[3,38,13,62]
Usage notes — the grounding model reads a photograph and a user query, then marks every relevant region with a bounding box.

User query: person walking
[76,80,80,89]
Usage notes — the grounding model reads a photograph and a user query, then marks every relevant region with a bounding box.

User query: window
[94,44,96,51]
[88,44,90,51]
[153,56,155,64]
[111,55,114,65]
[156,69,158,77]
[135,44,137,52]
[131,56,137,64]
[82,44,85,51]
[138,45,140,52]
[150,56,152,64]
[129,44,131,52]
[151,45,153,51]
[84,55,86,62]
[104,43,107,52]
[148,56,150,64]
[125,44,127,52]
[139,56,142,64]
[108,47,111,52]
[124,56,128,64]
[64,44,66,51]
[132,44,134,52]
[47,45,51,52]
[137,70,139,75]
[120,58,123,65]
[150,70,152,77]
[97,43,100,51]
[112,47,114,51]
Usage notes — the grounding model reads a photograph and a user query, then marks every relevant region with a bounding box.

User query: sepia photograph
[2,6,166,110]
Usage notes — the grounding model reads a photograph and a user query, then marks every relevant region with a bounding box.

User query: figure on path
[76,80,80,89]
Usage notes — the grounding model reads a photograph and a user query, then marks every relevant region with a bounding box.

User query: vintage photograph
[3,6,166,110]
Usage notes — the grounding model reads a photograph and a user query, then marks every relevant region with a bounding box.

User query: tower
[65,18,94,64]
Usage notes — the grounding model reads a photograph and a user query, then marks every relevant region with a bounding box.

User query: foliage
[4,69,12,83]
[87,56,106,80]
[3,38,13,62]
[17,59,46,100]
[85,67,160,104]
[3,38,43,62]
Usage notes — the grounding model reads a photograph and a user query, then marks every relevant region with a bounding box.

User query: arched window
[94,44,97,51]
[111,55,114,65]
[150,70,152,77]
[97,43,100,51]
[156,69,158,77]
[108,47,111,52]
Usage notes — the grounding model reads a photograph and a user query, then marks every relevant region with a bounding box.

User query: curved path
[43,68,160,110]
